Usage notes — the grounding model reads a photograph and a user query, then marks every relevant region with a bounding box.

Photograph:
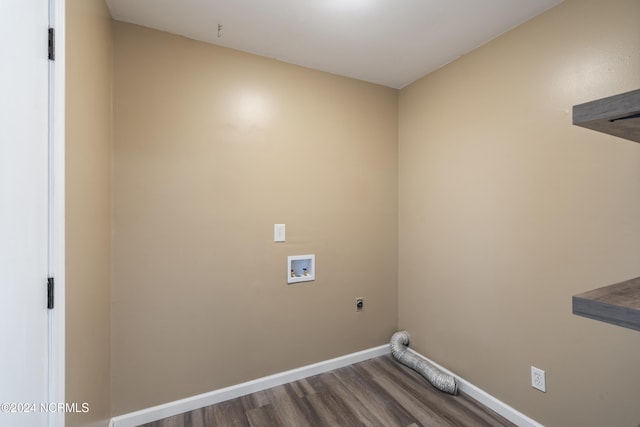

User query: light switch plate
[274,224,285,242]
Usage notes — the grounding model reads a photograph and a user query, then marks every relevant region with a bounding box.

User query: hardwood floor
[141,355,517,427]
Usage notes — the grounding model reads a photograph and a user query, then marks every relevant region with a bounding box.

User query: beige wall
[65,1,112,426]
[399,0,640,426]
[111,22,398,415]
[70,0,640,423]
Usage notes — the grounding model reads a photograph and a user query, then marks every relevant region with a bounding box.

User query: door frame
[49,0,65,426]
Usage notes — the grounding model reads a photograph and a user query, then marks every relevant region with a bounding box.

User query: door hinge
[48,28,55,61]
[47,277,54,309]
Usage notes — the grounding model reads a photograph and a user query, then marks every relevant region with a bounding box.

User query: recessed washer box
[288,254,315,284]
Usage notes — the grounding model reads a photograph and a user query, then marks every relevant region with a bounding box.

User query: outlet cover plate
[274,224,286,242]
[531,366,546,392]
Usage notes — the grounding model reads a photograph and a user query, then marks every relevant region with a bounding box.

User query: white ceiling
[105,0,563,89]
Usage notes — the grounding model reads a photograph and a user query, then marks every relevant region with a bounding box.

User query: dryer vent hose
[389,331,458,395]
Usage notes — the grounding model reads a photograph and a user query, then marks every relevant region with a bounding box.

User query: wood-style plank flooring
[141,355,516,427]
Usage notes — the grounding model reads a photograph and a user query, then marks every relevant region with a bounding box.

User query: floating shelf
[573,89,640,144]
[572,277,640,331]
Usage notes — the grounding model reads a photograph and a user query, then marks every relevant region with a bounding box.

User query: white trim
[111,345,390,427]
[48,0,65,426]
[406,348,544,427]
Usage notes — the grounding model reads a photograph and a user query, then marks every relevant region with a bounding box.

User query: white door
[0,1,51,426]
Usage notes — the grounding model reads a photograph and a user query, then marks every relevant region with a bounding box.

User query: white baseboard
[110,344,542,427]
[110,345,390,427]
[407,348,544,427]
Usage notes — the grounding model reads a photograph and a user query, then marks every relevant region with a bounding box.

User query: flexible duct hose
[390,331,458,395]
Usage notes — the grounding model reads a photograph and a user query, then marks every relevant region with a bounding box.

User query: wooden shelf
[572,277,640,331]
[573,89,640,144]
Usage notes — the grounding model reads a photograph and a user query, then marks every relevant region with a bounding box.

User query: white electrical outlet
[531,366,546,392]
[274,224,285,242]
